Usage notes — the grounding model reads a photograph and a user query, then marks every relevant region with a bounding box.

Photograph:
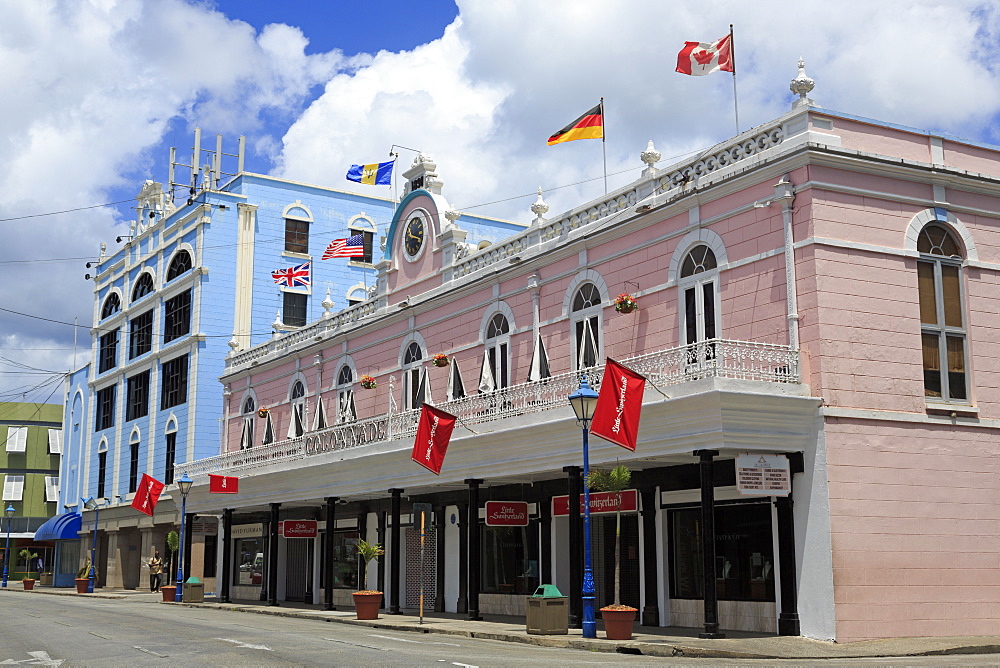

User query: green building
[1,402,62,582]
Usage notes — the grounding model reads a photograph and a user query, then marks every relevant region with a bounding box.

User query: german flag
[547,103,604,146]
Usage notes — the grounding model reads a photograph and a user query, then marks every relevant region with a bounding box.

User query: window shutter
[5,426,27,452]
[48,429,62,454]
[45,476,59,502]
[2,475,24,501]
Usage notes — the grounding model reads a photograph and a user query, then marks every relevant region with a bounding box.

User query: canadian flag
[676,34,733,76]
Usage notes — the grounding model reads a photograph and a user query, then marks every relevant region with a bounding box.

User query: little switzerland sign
[278,520,318,538]
[552,489,638,516]
[485,501,529,526]
[736,454,791,496]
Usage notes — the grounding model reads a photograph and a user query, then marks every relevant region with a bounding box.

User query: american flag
[323,234,365,260]
[271,261,311,288]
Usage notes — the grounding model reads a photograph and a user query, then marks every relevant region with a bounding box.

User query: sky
[1,0,998,404]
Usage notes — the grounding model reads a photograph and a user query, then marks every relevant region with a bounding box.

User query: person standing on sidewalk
[147,551,163,592]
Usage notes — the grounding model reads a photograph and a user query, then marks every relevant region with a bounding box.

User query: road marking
[215,638,272,651]
[322,638,386,651]
[369,634,460,647]
[452,663,478,668]
[132,647,168,658]
[51,622,72,627]
[0,651,64,666]
[88,633,110,640]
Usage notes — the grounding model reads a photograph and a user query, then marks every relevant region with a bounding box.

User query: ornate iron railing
[180,339,799,479]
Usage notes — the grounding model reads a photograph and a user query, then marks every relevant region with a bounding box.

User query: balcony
[182,339,800,479]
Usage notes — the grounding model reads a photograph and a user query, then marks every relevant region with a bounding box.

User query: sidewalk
[4,583,1000,660]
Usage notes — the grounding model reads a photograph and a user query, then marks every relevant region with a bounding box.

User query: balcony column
[388,488,403,614]
[694,450,724,638]
[564,465,582,628]
[268,503,280,606]
[465,479,483,621]
[324,497,337,611]
[457,502,468,614]
[434,505,446,612]
[776,490,801,635]
[640,487,660,626]
[220,508,232,603]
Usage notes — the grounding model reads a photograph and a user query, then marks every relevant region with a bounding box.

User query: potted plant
[360,375,377,390]
[432,354,450,367]
[161,531,179,601]
[352,538,385,619]
[257,407,269,418]
[586,464,637,640]
[19,549,38,590]
[614,293,638,314]
[76,558,93,593]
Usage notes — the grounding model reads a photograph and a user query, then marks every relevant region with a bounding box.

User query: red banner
[209,474,239,494]
[411,404,457,475]
[552,489,638,516]
[278,520,317,538]
[485,501,529,526]
[131,473,165,517]
[590,358,646,451]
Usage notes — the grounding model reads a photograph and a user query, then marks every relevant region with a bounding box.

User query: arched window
[483,313,510,390]
[679,245,719,357]
[572,283,602,369]
[348,215,376,264]
[240,396,255,450]
[403,341,423,409]
[918,223,967,402]
[101,293,121,319]
[164,420,177,485]
[287,380,306,439]
[128,431,141,494]
[337,365,356,423]
[166,250,192,281]
[132,273,155,302]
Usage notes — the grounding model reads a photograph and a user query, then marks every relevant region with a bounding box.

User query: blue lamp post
[568,375,600,639]
[2,504,15,588]
[82,496,108,593]
[174,472,193,602]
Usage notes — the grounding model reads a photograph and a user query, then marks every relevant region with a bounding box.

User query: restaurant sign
[485,501,529,526]
[278,520,318,538]
[552,489,638,516]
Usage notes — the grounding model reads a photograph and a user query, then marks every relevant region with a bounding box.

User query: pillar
[268,502,280,606]
[465,479,483,621]
[695,450,724,638]
[776,493,800,635]
[564,465,582,628]
[220,509,232,603]
[640,487,660,626]
[388,488,403,614]
[325,497,337,611]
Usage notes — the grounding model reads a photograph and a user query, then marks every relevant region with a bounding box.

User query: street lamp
[2,504,15,588]
[174,473,193,602]
[82,496,108,593]
[568,375,600,639]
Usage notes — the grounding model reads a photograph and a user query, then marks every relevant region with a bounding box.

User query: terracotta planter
[352,591,382,620]
[75,578,90,594]
[22,579,35,591]
[161,586,177,602]
[601,607,637,640]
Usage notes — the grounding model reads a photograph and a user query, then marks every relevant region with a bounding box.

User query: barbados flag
[346,159,394,185]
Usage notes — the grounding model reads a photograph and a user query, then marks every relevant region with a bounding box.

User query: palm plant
[355,539,384,593]
[585,464,633,609]
[165,530,180,586]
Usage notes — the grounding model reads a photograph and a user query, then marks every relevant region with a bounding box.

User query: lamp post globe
[2,504,15,588]
[174,473,193,602]
[568,375,599,639]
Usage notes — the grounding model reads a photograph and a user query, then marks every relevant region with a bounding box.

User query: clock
[404,215,425,258]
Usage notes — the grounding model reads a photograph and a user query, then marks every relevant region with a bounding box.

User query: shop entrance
[284,538,312,602]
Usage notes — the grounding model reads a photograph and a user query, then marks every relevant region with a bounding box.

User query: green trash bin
[183,576,204,603]
[526,585,568,635]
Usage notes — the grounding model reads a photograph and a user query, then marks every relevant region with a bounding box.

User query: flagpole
[600,97,608,195]
[729,24,740,135]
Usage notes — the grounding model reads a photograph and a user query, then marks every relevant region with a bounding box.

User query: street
[2,594,1000,667]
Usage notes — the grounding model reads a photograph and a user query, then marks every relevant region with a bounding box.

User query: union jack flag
[271,261,311,288]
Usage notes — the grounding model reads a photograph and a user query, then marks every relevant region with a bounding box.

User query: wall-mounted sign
[552,489,638,516]
[191,519,218,536]
[278,520,318,538]
[736,454,791,496]
[485,501,529,526]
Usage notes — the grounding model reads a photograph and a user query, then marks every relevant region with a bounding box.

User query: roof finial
[790,57,816,110]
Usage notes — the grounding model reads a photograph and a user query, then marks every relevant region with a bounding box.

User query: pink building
[183,69,1000,642]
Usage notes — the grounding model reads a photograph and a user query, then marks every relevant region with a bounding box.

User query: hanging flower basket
[432,354,450,367]
[257,407,269,419]
[360,375,377,390]
[614,293,638,314]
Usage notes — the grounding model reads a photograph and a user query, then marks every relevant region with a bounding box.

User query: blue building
[58,133,523,590]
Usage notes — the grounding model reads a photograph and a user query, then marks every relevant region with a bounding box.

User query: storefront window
[481,524,538,595]
[235,537,265,586]
[670,502,774,601]
[322,529,360,590]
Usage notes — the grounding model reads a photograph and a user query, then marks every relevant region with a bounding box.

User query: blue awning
[33,512,82,541]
